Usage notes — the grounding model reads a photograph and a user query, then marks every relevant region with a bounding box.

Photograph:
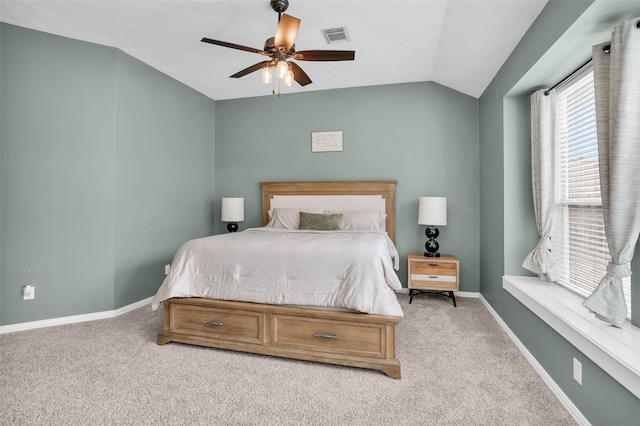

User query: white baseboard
[479,294,590,426]
[455,291,480,298]
[0,296,153,334]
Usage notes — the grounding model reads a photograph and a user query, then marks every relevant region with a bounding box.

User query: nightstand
[407,254,459,306]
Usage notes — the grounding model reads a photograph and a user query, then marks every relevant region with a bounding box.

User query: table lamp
[221,197,244,232]
[418,196,447,257]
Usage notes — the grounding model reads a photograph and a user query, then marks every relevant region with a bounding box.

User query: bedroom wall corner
[112,50,215,309]
[0,23,216,325]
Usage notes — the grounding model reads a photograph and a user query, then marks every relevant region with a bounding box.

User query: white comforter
[151,228,403,317]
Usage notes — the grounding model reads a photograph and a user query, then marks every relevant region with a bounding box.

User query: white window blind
[553,68,631,315]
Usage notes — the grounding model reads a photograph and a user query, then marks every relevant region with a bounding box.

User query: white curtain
[522,90,558,282]
[583,18,640,327]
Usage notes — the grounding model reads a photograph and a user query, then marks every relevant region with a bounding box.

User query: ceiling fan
[201,0,355,88]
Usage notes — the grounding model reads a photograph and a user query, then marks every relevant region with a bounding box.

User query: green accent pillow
[298,212,343,231]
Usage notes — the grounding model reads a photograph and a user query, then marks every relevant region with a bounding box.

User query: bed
[154,180,402,378]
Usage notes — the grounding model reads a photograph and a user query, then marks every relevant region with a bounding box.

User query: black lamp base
[423,226,441,257]
[226,222,239,232]
[424,252,441,257]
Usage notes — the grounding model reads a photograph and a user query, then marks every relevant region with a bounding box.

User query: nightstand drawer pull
[429,264,439,267]
[428,275,438,279]
[203,320,224,327]
[314,332,338,339]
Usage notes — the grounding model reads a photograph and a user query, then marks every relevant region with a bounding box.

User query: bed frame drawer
[170,303,264,345]
[271,315,386,358]
[158,297,401,379]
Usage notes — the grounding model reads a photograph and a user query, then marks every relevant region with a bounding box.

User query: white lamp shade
[221,197,244,222]
[418,197,447,226]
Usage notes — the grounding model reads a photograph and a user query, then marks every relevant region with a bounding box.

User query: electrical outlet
[165,264,171,275]
[573,358,582,385]
[23,285,35,300]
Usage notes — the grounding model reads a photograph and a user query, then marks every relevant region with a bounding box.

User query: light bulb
[277,60,288,79]
[284,69,294,87]
[261,65,273,84]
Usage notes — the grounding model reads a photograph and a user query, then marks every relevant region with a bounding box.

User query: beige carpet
[0,294,576,425]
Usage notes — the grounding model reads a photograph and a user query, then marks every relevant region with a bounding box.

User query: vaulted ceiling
[0,0,548,100]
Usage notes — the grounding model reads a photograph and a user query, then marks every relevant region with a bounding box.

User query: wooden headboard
[260,180,397,242]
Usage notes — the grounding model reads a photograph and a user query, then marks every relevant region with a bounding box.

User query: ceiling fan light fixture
[276,60,289,78]
[201,1,355,92]
[284,67,294,87]
[261,65,273,84]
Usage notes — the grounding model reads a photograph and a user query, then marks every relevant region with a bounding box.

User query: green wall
[0,24,215,325]
[214,82,480,288]
[112,51,215,307]
[1,24,117,323]
[479,1,640,424]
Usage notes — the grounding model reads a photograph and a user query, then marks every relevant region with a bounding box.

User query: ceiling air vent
[321,26,350,44]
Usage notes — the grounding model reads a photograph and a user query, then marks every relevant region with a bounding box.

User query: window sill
[503,276,640,399]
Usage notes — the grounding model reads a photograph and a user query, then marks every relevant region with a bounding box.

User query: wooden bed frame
[157,180,401,379]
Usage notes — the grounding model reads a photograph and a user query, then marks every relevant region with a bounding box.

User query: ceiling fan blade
[274,14,300,52]
[230,61,272,78]
[201,38,265,55]
[289,62,312,86]
[294,50,355,61]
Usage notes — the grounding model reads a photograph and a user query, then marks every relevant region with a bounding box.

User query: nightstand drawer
[410,262,457,275]
[410,274,457,283]
[409,276,458,291]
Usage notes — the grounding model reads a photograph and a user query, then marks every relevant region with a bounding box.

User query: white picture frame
[311,131,343,152]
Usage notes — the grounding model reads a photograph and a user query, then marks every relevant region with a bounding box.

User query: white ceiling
[0,0,548,101]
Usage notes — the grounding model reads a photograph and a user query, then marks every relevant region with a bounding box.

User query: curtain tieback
[606,262,632,278]
[536,236,552,251]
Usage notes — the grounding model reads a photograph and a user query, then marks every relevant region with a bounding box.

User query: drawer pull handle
[429,264,439,267]
[314,332,338,339]
[428,275,438,279]
[203,320,224,327]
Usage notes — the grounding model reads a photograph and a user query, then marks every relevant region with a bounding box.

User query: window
[552,67,631,315]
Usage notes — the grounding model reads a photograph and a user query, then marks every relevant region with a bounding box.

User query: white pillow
[266,208,324,229]
[328,210,386,231]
